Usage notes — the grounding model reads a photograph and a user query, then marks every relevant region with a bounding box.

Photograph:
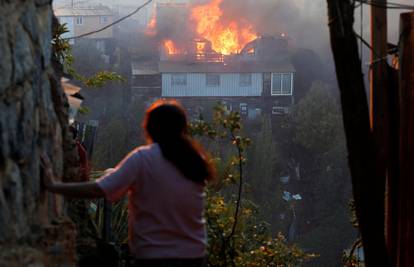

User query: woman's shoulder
[131,143,160,156]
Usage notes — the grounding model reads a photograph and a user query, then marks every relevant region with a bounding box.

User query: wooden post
[370,0,389,130]
[325,1,389,266]
[370,0,392,260]
[397,11,414,267]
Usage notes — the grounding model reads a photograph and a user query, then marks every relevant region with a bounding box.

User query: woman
[42,100,215,267]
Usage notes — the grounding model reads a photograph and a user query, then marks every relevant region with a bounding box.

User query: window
[171,74,187,86]
[282,74,292,94]
[100,16,108,24]
[271,73,293,95]
[272,106,290,115]
[76,16,83,25]
[206,74,220,87]
[239,103,248,115]
[239,73,252,87]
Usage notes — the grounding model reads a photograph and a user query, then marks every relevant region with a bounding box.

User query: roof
[61,77,81,95]
[54,5,113,17]
[131,62,160,75]
[158,60,296,73]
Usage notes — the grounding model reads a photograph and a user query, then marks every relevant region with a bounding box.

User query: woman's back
[97,143,206,259]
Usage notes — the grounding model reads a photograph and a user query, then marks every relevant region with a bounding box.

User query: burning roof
[139,0,293,73]
[146,0,258,57]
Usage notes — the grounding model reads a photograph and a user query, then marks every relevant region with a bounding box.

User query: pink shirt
[96,143,207,259]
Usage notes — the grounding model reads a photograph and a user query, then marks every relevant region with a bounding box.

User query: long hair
[143,100,215,184]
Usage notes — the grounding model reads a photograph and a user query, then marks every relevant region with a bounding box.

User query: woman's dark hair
[143,100,215,183]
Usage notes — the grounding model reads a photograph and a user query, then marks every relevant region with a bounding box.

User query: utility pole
[325,0,389,266]
[370,0,390,261]
[397,11,414,267]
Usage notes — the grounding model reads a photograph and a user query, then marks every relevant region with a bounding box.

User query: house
[54,4,114,50]
[131,36,296,118]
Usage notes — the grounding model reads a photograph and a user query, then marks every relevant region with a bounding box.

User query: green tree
[292,81,343,154]
[246,115,284,227]
[190,105,315,266]
[287,81,355,266]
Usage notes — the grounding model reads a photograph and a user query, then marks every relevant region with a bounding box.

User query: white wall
[162,73,263,97]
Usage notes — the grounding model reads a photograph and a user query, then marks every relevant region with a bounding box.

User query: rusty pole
[397,11,414,267]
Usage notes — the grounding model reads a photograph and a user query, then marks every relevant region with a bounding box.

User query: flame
[145,7,157,36]
[196,41,206,54]
[163,39,181,55]
[191,0,257,55]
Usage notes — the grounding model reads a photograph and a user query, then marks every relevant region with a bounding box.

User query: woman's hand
[40,152,56,190]
[40,152,104,198]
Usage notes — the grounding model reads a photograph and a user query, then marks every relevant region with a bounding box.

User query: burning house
[131,0,296,118]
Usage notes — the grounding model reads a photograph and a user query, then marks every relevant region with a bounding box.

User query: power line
[354,0,414,10]
[64,0,153,40]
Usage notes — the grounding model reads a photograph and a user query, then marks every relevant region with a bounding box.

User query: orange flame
[163,39,181,55]
[196,41,206,54]
[145,8,157,36]
[191,0,257,55]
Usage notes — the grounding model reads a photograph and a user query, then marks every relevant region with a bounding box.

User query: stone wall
[0,1,78,266]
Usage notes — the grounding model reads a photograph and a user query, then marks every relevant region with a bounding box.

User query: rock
[0,1,78,266]
[0,23,12,92]
[13,25,35,84]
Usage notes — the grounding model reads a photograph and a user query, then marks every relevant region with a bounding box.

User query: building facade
[131,36,295,119]
[54,4,114,48]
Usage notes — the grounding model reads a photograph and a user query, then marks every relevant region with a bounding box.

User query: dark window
[76,16,83,25]
[206,74,220,87]
[171,74,187,86]
[239,73,252,87]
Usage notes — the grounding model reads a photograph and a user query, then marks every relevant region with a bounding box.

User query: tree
[287,82,355,266]
[246,115,283,228]
[292,81,343,154]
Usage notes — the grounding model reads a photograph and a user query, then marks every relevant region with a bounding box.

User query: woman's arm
[46,181,105,199]
[41,153,105,199]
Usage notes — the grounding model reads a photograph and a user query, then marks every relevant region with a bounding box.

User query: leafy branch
[52,23,124,88]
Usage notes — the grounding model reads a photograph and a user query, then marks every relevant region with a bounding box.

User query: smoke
[150,0,333,63]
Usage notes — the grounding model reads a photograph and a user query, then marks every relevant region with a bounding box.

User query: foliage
[245,115,282,226]
[51,23,123,88]
[190,104,315,266]
[283,81,355,266]
[52,23,72,66]
[342,201,363,267]
[291,81,343,154]
[92,97,146,169]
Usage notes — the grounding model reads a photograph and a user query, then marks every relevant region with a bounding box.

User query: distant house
[131,36,295,119]
[54,4,114,50]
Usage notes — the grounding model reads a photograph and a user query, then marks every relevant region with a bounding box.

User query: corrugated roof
[158,60,295,73]
[54,5,113,16]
